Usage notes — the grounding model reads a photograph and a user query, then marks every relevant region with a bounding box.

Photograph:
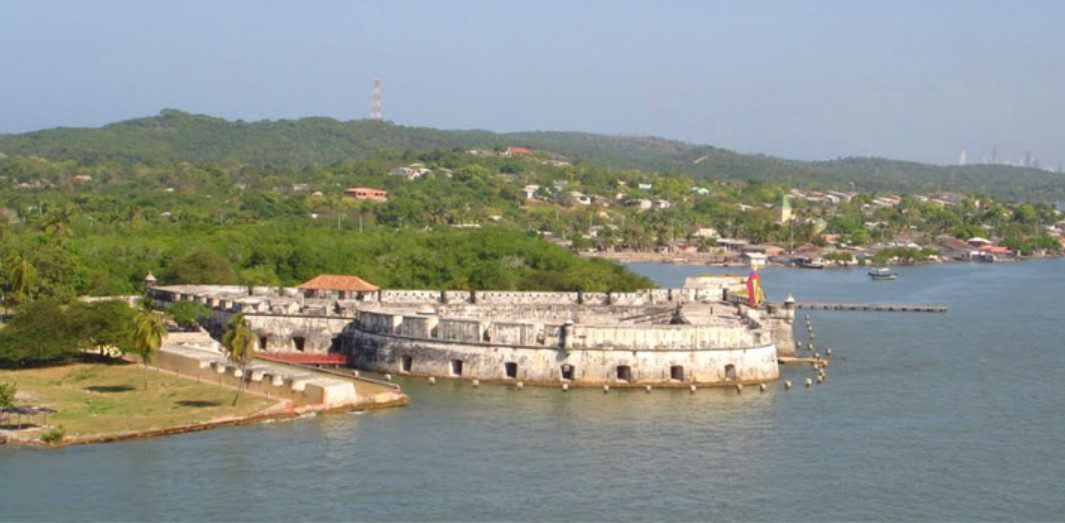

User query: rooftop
[298,274,380,292]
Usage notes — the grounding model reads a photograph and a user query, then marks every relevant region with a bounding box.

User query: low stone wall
[154,345,359,408]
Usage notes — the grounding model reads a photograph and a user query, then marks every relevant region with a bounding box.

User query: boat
[868,267,897,280]
[794,257,825,269]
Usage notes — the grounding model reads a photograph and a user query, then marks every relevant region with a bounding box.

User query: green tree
[163,249,238,284]
[0,381,17,407]
[0,300,81,366]
[166,300,210,331]
[130,306,167,390]
[69,300,136,355]
[221,313,257,405]
[5,254,38,305]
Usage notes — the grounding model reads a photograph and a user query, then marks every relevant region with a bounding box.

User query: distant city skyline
[2,0,1063,167]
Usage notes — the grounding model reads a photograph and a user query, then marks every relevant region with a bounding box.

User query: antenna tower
[371,78,382,122]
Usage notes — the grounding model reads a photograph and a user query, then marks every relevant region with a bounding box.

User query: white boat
[868,267,897,280]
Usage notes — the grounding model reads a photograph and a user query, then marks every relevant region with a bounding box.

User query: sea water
[1,260,1063,520]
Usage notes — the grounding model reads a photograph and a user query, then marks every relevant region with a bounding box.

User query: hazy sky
[2,0,1063,166]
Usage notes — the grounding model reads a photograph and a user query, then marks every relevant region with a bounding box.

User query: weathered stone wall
[488,321,540,345]
[154,345,358,407]
[571,323,762,351]
[436,318,485,342]
[344,331,778,387]
[395,315,438,338]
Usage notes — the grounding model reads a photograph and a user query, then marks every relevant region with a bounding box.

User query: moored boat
[868,267,897,280]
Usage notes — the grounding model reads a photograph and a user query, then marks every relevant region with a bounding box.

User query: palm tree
[40,205,73,242]
[221,313,257,406]
[6,254,38,305]
[130,306,167,391]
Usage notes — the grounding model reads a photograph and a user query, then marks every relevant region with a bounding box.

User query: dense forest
[2,109,1063,200]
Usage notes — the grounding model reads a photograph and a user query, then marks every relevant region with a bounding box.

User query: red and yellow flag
[746,271,764,307]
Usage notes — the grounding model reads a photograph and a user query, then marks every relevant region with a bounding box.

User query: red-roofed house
[505,146,531,157]
[345,187,388,201]
[298,274,380,300]
[978,245,1011,256]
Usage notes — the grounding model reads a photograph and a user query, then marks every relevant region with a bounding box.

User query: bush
[40,425,65,445]
[0,381,16,407]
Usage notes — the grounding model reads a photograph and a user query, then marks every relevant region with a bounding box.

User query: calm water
[2,260,1063,521]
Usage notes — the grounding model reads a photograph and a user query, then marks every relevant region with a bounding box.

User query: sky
[1,0,1063,167]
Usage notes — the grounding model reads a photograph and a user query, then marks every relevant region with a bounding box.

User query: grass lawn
[0,360,275,438]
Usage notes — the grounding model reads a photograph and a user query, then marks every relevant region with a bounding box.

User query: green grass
[0,361,275,437]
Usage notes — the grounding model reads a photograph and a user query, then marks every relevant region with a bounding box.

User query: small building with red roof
[298,274,380,300]
[345,187,388,201]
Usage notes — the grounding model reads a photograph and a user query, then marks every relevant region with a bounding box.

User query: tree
[130,306,167,390]
[221,313,257,406]
[5,254,38,305]
[163,249,239,284]
[0,300,81,366]
[166,300,210,331]
[69,300,136,355]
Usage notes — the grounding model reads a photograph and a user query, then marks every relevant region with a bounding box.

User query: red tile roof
[298,274,379,292]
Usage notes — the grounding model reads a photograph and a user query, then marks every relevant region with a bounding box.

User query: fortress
[148,274,797,388]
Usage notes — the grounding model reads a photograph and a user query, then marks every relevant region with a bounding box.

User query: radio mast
[371,78,382,122]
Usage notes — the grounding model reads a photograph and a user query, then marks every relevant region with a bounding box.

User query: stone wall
[571,323,761,351]
[154,345,358,407]
[344,331,778,387]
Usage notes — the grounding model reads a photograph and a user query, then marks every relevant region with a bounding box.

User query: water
[2,260,1063,520]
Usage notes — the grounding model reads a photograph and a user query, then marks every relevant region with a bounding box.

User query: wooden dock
[786,302,948,313]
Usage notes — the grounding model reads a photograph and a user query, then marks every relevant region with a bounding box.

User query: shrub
[40,425,66,445]
[0,381,16,407]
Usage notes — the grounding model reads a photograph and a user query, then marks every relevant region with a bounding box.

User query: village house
[344,187,388,202]
[298,274,379,301]
[521,184,541,200]
[743,244,787,257]
[715,238,749,251]
[937,236,974,260]
[625,198,653,211]
[391,166,429,180]
[928,192,967,207]
[505,146,531,157]
[570,191,592,205]
[652,198,672,209]
[692,227,719,239]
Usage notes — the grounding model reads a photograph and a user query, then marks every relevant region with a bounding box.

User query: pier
[785,302,948,313]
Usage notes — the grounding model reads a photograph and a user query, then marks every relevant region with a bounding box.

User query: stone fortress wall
[149,275,795,388]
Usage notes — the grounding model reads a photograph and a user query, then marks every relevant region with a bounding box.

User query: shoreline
[582,250,1062,268]
[0,396,409,448]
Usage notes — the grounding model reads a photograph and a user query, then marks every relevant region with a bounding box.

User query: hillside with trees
[2,110,1063,201]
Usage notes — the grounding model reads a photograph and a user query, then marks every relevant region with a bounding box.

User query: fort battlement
[148,278,794,388]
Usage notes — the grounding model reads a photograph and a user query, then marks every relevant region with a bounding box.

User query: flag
[746,271,763,307]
